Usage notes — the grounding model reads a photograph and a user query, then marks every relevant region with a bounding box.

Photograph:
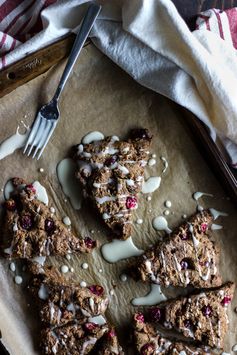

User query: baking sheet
[0,43,237,354]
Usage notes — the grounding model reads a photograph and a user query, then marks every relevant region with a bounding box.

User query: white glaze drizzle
[152,216,172,233]
[131,284,167,306]
[14,276,23,285]
[3,180,15,200]
[148,158,156,166]
[61,265,69,273]
[96,196,116,204]
[232,344,237,352]
[0,125,30,160]
[120,274,128,282]
[9,262,16,272]
[33,256,46,266]
[82,131,105,144]
[164,200,172,208]
[81,263,89,270]
[38,284,49,300]
[13,223,18,232]
[101,237,144,263]
[209,208,228,220]
[144,259,158,283]
[57,158,83,210]
[62,216,71,226]
[33,181,49,205]
[193,192,213,201]
[142,176,161,194]
[117,164,129,174]
[88,315,106,325]
[161,156,168,173]
[89,297,94,312]
[211,223,223,230]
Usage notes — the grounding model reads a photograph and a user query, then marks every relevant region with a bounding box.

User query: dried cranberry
[148,307,163,323]
[20,214,33,230]
[134,313,144,323]
[5,199,17,211]
[180,259,190,270]
[130,128,151,140]
[83,322,98,332]
[126,196,137,209]
[184,319,193,328]
[221,296,231,307]
[107,329,116,338]
[88,285,104,296]
[25,184,36,194]
[202,305,212,317]
[201,223,208,232]
[105,156,117,167]
[180,231,191,240]
[44,219,55,235]
[199,260,210,267]
[84,237,96,249]
[140,342,155,355]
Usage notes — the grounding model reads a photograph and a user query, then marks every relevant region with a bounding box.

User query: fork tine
[37,121,57,160]
[32,146,40,159]
[27,118,47,156]
[23,114,41,154]
[38,120,52,148]
[32,120,52,159]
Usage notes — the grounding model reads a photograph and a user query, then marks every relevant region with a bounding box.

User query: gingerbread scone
[28,263,109,327]
[148,282,235,349]
[93,328,124,355]
[132,210,222,288]
[41,321,109,355]
[133,313,212,355]
[74,129,152,239]
[1,178,97,258]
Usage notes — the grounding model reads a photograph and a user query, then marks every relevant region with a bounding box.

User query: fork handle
[53,3,101,102]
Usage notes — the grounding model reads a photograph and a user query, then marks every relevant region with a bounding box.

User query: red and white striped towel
[1,3,237,69]
[0,0,56,69]
[196,7,237,48]
[0,0,237,168]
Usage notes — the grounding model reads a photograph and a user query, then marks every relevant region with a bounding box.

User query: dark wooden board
[0,35,76,98]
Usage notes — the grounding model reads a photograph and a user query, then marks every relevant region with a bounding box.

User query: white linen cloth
[2,0,237,167]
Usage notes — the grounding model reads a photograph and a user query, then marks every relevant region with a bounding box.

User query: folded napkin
[1,0,237,167]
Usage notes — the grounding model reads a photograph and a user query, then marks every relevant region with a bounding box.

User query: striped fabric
[1,2,237,71]
[196,8,237,48]
[0,0,56,69]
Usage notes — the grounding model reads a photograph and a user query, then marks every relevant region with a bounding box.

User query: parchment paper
[0,44,237,355]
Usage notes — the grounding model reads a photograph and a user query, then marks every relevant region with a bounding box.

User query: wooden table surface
[0,1,237,354]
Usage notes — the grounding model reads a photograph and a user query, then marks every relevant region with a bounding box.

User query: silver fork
[23,3,101,160]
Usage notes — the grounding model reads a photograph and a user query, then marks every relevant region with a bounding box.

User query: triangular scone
[41,321,108,355]
[148,282,235,349]
[133,313,212,355]
[28,263,109,327]
[133,210,222,288]
[94,328,124,355]
[74,129,152,239]
[2,178,97,258]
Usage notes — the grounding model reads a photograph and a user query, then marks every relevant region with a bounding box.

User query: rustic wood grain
[178,107,237,201]
[0,34,77,98]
